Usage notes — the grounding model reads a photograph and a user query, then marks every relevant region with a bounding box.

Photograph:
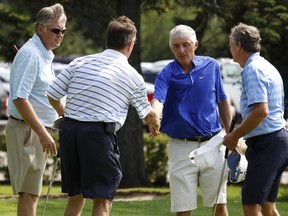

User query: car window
[222,63,241,79]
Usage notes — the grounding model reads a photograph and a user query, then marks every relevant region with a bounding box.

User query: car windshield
[222,63,242,79]
[0,63,11,82]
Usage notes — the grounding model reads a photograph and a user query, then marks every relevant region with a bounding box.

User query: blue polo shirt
[153,56,227,138]
[241,52,286,139]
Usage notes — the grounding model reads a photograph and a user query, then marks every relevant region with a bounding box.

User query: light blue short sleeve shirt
[8,34,57,127]
[241,52,286,139]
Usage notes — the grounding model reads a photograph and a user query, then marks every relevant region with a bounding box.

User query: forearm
[231,103,268,139]
[150,99,163,118]
[13,98,57,155]
[13,98,48,136]
[218,99,232,134]
[48,96,65,116]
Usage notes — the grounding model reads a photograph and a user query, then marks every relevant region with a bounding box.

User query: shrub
[143,131,170,186]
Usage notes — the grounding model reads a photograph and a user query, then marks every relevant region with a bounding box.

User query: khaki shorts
[5,118,48,196]
[168,135,228,212]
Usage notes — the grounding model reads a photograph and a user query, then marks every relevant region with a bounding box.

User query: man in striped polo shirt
[224,23,288,216]
[47,16,160,216]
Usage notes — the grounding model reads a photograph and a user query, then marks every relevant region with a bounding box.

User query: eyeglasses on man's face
[46,26,66,35]
[36,23,66,35]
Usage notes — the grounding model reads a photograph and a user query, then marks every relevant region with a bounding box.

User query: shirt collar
[244,52,260,69]
[103,49,128,63]
[32,33,54,61]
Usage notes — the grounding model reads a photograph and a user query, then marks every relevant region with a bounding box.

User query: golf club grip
[12,44,18,53]
[225,119,236,158]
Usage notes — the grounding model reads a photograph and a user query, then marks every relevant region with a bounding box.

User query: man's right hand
[144,109,161,137]
[39,130,57,156]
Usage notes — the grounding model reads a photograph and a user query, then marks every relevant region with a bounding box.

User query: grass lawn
[0,184,288,215]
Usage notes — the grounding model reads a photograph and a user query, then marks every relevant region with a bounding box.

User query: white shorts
[168,136,228,212]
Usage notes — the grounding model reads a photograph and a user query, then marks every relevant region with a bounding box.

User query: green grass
[0,184,288,215]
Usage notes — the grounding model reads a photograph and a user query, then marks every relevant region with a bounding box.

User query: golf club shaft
[41,149,60,216]
[225,119,236,158]
[41,156,59,216]
[212,119,236,216]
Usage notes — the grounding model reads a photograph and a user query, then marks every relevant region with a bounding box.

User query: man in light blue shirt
[5,4,67,216]
[224,23,288,216]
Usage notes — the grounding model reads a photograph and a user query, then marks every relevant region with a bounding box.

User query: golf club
[41,149,60,216]
[212,119,236,216]
[11,44,19,53]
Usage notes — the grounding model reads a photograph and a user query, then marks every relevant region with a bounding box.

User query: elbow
[256,107,269,121]
[253,103,269,120]
[48,95,58,104]
[261,109,269,119]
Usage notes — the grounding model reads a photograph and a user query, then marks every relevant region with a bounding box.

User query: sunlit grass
[0,184,287,216]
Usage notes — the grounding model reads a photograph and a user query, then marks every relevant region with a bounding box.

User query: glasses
[46,26,66,35]
[37,23,66,35]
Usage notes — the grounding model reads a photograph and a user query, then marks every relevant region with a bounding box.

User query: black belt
[63,117,116,133]
[9,115,54,131]
[177,130,221,142]
[9,115,25,122]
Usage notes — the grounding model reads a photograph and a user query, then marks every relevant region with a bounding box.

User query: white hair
[169,25,197,47]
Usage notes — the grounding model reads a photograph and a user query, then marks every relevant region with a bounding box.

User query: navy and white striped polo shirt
[47,49,151,131]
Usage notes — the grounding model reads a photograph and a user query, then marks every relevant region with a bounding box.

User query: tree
[116,0,151,188]
[0,0,153,187]
[2,0,288,187]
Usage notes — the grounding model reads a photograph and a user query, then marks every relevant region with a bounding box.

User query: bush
[143,131,170,186]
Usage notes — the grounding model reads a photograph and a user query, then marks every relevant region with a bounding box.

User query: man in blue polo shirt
[151,25,232,216]
[223,23,288,216]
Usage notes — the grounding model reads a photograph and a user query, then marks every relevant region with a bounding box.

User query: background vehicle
[217,58,242,123]
[0,62,10,134]
[53,61,155,102]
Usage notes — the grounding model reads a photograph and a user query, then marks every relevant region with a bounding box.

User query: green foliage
[0,134,6,151]
[53,20,97,57]
[0,133,8,180]
[143,131,170,186]
[140,10,174,61]
[0,3,33,61]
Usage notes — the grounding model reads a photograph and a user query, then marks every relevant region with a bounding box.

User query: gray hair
[169,25,197,47]
[35,3,67,27]
[230,23,261,53]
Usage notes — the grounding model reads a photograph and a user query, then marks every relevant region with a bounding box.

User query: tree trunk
[117,107,150,188]
[116,0,150,188]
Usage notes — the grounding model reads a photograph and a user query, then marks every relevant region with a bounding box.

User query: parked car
[140,58,243,122]
[53,62,155,102]
[0,60,155,134]
[0,62,11,134]
[217,58,242,122]
[141,60,173,84]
